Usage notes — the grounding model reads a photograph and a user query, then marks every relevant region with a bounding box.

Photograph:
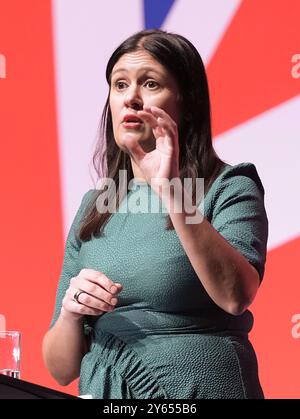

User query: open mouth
[122,115,144,128]
[123,121,143,127]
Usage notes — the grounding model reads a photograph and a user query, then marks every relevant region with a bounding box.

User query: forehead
[111,50,168,76]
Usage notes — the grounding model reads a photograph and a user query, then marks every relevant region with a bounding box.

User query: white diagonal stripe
[214,95,300,250]
[52,0,142,236]
[162,0,241,64]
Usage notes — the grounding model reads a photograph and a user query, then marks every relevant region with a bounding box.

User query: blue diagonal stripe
[143,0,176,29]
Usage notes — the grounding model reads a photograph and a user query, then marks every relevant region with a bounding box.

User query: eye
[114,81,128,90]
[144,80,159,89]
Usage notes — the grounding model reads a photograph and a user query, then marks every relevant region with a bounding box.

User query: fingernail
[110,285,117,294]
[111,297,118,305]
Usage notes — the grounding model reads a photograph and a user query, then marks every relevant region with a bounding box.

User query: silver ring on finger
[73,290,86,304]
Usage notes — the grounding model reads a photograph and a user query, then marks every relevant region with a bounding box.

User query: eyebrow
[111,67,164,77]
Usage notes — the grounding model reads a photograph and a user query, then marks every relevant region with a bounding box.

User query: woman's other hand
[61,268,123,320]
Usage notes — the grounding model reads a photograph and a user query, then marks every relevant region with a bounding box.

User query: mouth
[122,114,144,129]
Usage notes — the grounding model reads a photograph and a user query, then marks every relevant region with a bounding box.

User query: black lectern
[0,374,78,399]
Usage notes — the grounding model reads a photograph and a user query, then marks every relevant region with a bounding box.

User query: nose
[124,84,143,111]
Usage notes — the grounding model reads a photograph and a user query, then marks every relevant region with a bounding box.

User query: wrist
[60,307,84,324]
[151,177,182,201]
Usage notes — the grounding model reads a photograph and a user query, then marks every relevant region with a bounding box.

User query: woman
[42,29,268,399]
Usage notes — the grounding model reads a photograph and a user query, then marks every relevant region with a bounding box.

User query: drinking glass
[0,331,21,379]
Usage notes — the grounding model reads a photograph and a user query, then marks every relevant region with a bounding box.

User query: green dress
[50,162,268,399]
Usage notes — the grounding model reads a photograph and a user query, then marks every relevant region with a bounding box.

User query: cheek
[149,94,180,123]
[162,101,180,125]
[109,108,119,141]
[109,97,119,124]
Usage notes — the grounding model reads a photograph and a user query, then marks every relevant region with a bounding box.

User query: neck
[130,158,147,182]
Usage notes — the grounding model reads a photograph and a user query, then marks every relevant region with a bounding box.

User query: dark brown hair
[78,29,224,241]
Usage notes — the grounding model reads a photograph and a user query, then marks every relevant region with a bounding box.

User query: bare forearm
[43,270,123,385]
[162,185,259,315]
[42,310,88,386]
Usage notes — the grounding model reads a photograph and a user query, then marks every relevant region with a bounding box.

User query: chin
[116,135,154,152]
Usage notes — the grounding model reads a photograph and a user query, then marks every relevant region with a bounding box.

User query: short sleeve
[49,190,95,329]
[206,163,268,282]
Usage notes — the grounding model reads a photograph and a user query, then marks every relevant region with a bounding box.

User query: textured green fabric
[50,162,268,399]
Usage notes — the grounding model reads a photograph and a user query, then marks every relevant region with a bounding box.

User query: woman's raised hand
[61,268,123,320]
[127,105,180,190]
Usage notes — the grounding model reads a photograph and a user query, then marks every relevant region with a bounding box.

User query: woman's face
[109,50,180,153]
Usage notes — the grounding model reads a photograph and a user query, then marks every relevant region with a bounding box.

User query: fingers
[141,105,177,129]
[138,106,177,139]
[63,298,104,317]
[156,118,175,143]
[67,287,116,313]
[77,268,119,293]
[136,110,158,129]
[77,269,121,296]
[76,269,122,306]
[63,269,123,318]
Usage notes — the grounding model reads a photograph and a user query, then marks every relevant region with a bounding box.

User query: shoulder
[81,189,96,206]
[75,189,98,216]
[75,189,98,225]
[72,189,97,233]
[207,162,264,198]
[82,188,97,202]
[204,162,266,217]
